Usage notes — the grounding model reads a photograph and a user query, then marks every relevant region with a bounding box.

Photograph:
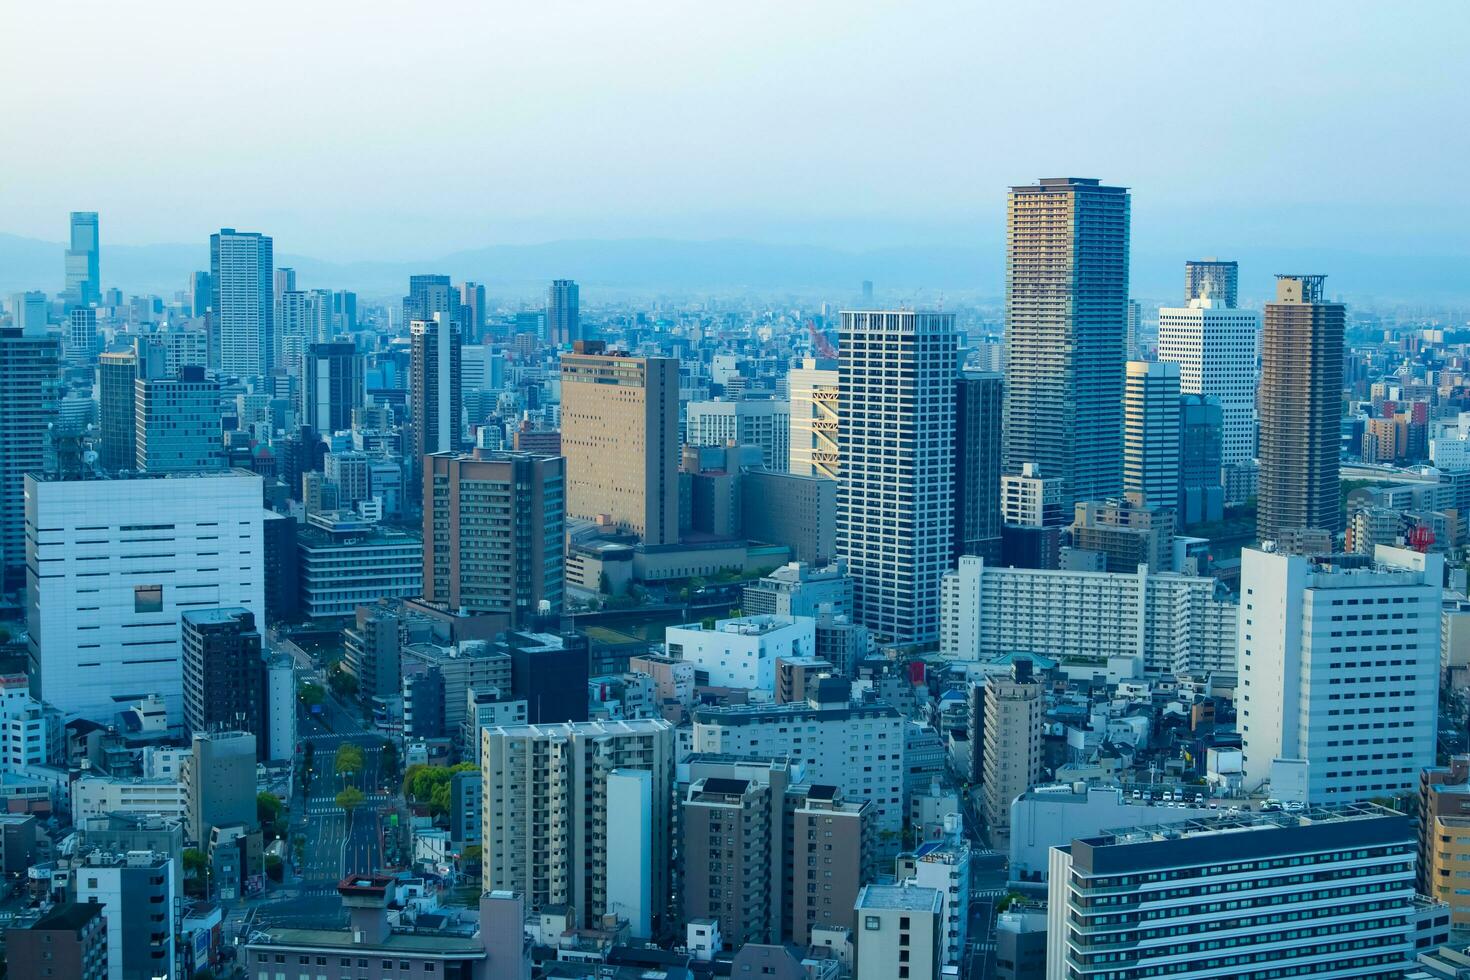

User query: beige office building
[983,664,1044,840]
[560,342,679,544]
[788,357,839,479]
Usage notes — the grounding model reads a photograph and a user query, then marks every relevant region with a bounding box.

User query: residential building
[481,719,675,935]
[1419,756,1470,931]
[0,667,59,772]
[409,313,463,499]
[134,365,222,472]
[73,849,175,980]
[1123,360,1180,510]
[401,640,512,738]
[1004,177,1130,508]
[404,274,458,325]
[423,450,565,629]
[0,326,60,585]
[25,469,265,724]
[686,398,791,471]
[342,602,403,706]
[854,882,942,980]
[63,211,101,309]
[681,775,776,947]
[903,838,970,967]
[4,902,107,980]
[788,357,839,479]
[296,511,422,619]
[837,310,957,645]
[791,786,872,946]
[184,729,256,844]
[210,228,273,377]
[984,661,1043,840]
[71,777,189,825]
[1046,804,1416,980]
[742,560,852,619]
[955,372,1003,561]
[181,608,263,745]
[1001,463,1066,528]
[65,306,98,362]
[303,341,362,435]
[666,615,816,691]
[561,342,680,544]
[1070,496,1174,574]
[1238,545,1440,801]
[547,278,580,346]
[1256,275,1344,540]
[1157,293,1259,466]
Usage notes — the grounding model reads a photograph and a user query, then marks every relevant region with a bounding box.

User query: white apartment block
[665,615,816,691]
[691,695,905,836]
[0,668,57,771]
[686,398,791,472]
[940,557,1237,678]
[481,718,674,934]
[906,840,970,966]
[72,776,189,825]
[1239,545,1440,802]
[25,470,265,725]
[1157,296,1260,466]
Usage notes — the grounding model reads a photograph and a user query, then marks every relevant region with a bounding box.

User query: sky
[3,0,1468,268]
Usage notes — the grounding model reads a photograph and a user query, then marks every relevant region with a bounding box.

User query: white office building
[1157,295,1260,466]
[665,615,816,691]
[940,557,1237,678]
[1238,545,1440,802]
[211,228,273,378]
[905,839,970,967]
[25,470,265,725]
[686,398,791,472]
[837,311,957,645]
[1123,360,1181,510]
[854,883,943,980]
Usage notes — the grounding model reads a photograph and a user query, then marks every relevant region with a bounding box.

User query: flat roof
[856,883,942,913]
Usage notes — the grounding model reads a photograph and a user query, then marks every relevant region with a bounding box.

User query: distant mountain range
[2,231,1466,306]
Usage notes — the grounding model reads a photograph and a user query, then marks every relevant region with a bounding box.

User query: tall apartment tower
[423,450,565,627]
[459,281,487,343]
[1238,545,1439,802]
[64,211,101,309]
[1123,361,1181,510]
[1256,275,1344,541]
[982,661,1043,839]
[681,776,776,947]
[135,365,223,473]
[954,372,1003,562]
[0,327,61,586]
[404,273,458,324]
[547,279,580,346]
[210,228,274,377]
[837,310,957,645]
[409,313,463,499]
[481,718,675,935]
[73,850,175,980]
[97,346,139,471]
[787,357,839,479]
[1157,293,1259,467]
[302,341,363,436]
[181,608,264,747]
[560,342,680,545]
[1003,177,1130,508]
[1184,257,1239,307]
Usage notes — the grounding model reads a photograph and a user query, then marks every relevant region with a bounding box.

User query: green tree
[264,853,284,882]
[335,742,365,777]
[336,786,366,813]
[403,762,478,816]
[183,848,208,879]
[298,680,326,707]
[328,661,359,697]
[380,740,399,783]
[257,792,284,833]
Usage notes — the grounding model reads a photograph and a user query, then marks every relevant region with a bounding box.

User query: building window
[134,585,163,613]
[864,916,880,931]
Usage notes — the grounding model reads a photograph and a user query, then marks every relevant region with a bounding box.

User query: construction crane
[807,319,837,359]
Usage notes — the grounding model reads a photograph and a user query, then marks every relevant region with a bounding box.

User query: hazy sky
[4,0,1468,262]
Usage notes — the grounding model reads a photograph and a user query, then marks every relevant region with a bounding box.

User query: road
[295,693,390,889]
[965,845,1009,979]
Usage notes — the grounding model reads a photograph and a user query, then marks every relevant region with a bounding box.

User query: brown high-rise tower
[1257,275,1343,542]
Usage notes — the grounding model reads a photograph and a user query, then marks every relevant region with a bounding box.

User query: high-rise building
[1157,294,1259,467]
[404,273,458,325]
[273,266,296,303]
[1184,257,1239,307]
[184,729,256,844]
[1256,275,1344,541]
[134,365,222,473]
[459,281,487,343]
[1123,360,1181,510]
[681,775,776,947]
[547,279,580,346]
[983,661,1043,839]
[837,310,957,645]
[25,469,265,724]
[481,718,675,934]
[1046,804,1416,980]
[560,342,680,544]
[7,290,48,331]
[1419,756,1470,932]
[791,786,873,946]
[64,211,101,310]
[187,271,212,317]
[97,346,139,472]
[686,398,791,471]
[409,313,463,499]
[1003,178,1130,508]
[65,307,98,363]
[1178,395,1225,525]
[423,451,565,628]
[0,327,61,585]
[73,849,175,980]
[275,288,330,373]
[181,608,264,746]
[954,372,1003,561]
[788,357,839,479]
[1238,545,1439,801]
[302,341,362,436]
[210,228,274,377]
[4,902,107,980]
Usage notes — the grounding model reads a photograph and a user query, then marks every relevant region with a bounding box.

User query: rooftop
[27,902,104,933]
[855,882,943,913]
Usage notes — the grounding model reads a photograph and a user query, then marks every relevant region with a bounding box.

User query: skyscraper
[560,341,679,544]
[547,279,580,346]
[1184,257,1239,307]
[210,228,274,378]
[1256,275,1344,540]
[1157,294,1259,467]
[954,372,1003,561]
[63,211,100,310]
[787,357,839,479]
[1003,178,1130,508]
[837,310,957,645]
[97,346,139,472]
[458,281,487,343]
[1177,394,1225,526]
[0,327,61,585]
[404,273,458,324]
[1122,360,1181,510]
[301,341,362,436]
[423,450,565,628]
[409,313,462,500]
[64,308,98,363]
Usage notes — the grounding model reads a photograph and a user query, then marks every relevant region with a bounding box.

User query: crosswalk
[304,794,393,815]
[970,940,998,952]
[971,888,1008,900]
